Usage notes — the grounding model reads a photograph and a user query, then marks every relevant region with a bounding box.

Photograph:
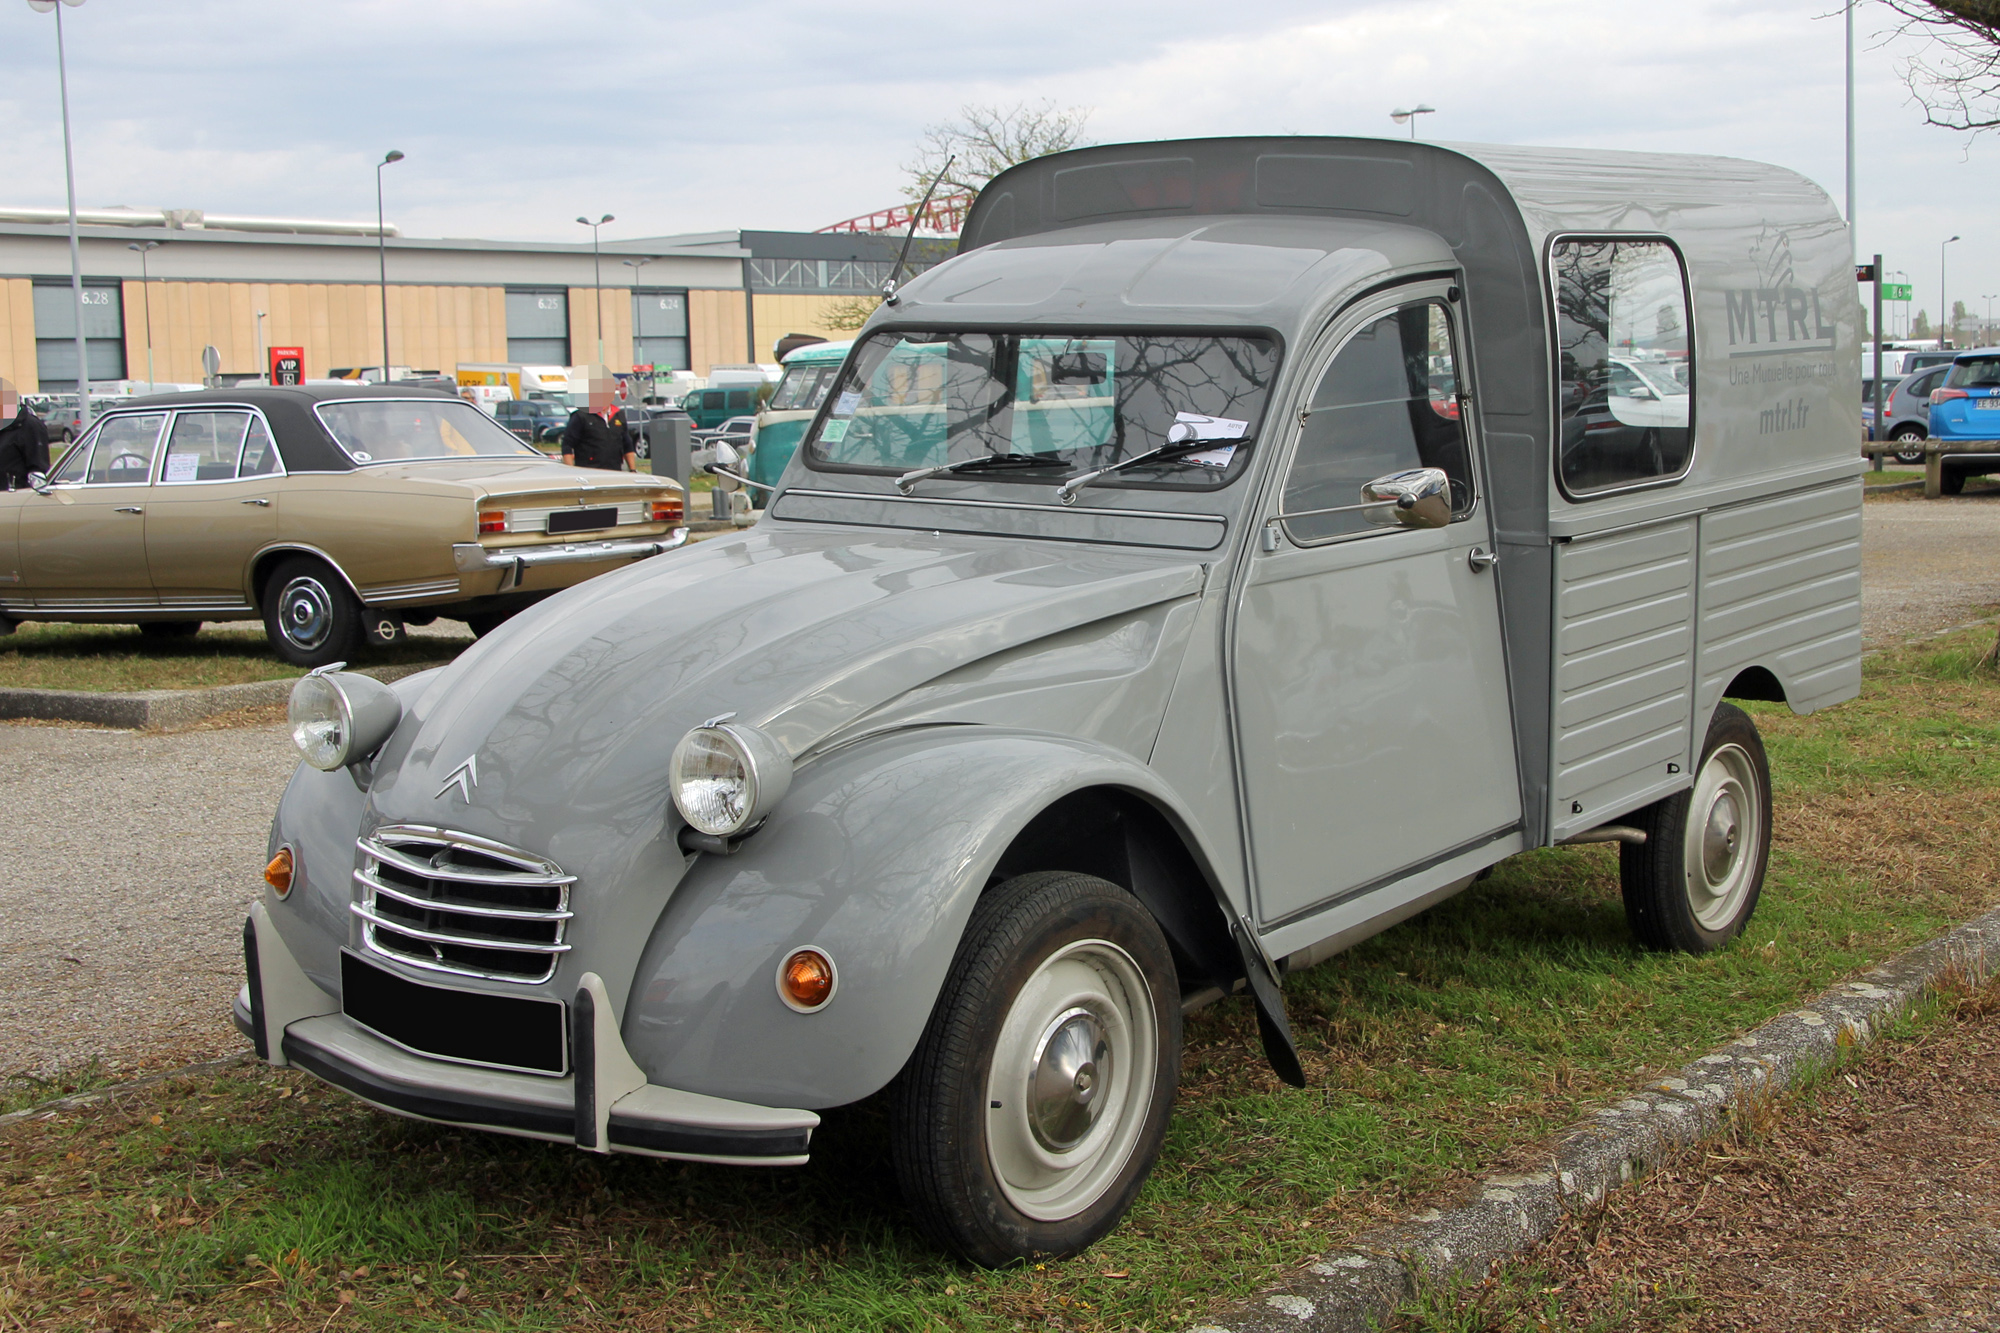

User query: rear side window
[1945,358,2000,388]
[1551,238,1694,497]
[726,389,753,411]
[159,411,252,483]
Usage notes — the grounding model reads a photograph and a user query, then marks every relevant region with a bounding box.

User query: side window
[83,413,167,485]
[50,424,93,482]
[160,411,252,483]
[238,416,279,477]
[1552,238,1694,496]
[726,389,752,412]
[1282,300,1473,543]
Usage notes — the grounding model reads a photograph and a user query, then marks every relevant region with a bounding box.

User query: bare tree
[902,101,1092,203]
[1882,0,2000,131]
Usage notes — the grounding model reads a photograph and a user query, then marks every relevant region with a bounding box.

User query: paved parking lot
[3,494,1999,1083]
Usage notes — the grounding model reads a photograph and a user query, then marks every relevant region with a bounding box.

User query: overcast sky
[1,0,1994,334]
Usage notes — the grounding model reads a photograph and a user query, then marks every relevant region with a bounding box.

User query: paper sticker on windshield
[820,419,850,443]
[164,452,199,482]
[1173,411,1248,441]
[833,391,861,417]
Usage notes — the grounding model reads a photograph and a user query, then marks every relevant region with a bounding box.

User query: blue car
[1926,351,2000,493]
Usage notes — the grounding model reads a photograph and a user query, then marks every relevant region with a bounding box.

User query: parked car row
[0,385,688,666]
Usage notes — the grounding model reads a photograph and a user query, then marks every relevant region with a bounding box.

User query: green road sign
[1883,282,1913,301]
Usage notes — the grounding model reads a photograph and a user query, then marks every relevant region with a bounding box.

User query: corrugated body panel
[1698,482,1862,716]
[1551,518,1695,835]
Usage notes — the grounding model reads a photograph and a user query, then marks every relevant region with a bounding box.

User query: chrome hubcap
[280,577,333,650]
[1683,742,1762,932]
[1029,1007,1110,1152]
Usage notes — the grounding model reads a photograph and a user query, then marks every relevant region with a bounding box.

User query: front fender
[621,726,1222,1109]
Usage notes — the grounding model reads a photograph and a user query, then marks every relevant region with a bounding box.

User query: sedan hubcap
[280,578,333,650]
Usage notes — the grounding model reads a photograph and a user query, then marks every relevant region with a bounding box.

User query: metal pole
[1845,0,1856,260]
[51,2,90,422]
[593,228,604,365]
[1943,235,1960,349]
[128,241,156,390]
[1872,253,1884,458]
[742,256,756,362]
[376,151,402,382]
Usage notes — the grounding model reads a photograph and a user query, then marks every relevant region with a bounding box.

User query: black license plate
[341,951,566,1074]
[547,507,618,535]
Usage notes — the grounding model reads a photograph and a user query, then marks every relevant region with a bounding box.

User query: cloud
[0,0,1993,320]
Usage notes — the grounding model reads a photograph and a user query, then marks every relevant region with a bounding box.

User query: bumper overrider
[453,528,690,592]
[235,900,817,1166]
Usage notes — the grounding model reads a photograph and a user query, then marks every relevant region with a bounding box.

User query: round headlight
[287,669,404,772]
[669,720,792,837]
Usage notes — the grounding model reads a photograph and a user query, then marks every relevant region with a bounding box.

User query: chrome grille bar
[361,839,577,889]
[350,903,574,954]
[358,871,574,922]
[354,824,575,984]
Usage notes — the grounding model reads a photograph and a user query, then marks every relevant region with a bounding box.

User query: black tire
[137,621,201,640]
[465,611,511,638]
[1621,703,1772,953]
[1942,467,1968,496]
[262,557,362,668]
[891,871,1180,1267]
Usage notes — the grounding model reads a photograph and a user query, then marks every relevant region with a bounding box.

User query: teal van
[749,341,851,490]
[682,383,765,431]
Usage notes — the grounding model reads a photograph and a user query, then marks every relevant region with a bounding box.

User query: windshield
[805,330,1280,492]
[770,362,842,412]
[316,398,540,463]
[1946,358,2000,389]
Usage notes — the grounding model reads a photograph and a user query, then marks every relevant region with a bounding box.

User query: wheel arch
[248,543,363,611]
[1720,664,1786,705]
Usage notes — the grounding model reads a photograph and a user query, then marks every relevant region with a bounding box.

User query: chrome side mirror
[1361,467,1451,530]
[26,472,51,495]
[707,441,743,492]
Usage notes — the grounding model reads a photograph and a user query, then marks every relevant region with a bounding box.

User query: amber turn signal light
[651,497,684,524]
[264,847,295,897]
[478,510,507,534]
[778,948,836,1012]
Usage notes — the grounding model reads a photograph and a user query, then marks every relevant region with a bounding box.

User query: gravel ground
[1429,977,2000,1331]
[0,497,1993,1086]
[1862,488,2000,646]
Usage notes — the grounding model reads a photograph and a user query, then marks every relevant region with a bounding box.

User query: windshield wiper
[895,451,1069,494]
[1054,423,1243,506]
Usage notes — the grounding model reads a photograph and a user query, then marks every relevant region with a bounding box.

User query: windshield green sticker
[821,418,850,442]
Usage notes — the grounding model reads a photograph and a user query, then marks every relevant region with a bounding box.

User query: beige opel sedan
[0,385,687,667]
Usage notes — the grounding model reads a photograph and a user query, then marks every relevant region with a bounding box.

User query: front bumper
[240,902,816,1166]
[452,528,690,591]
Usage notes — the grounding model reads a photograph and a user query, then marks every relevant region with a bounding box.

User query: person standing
[560,367,637,472]
[0,381,50,490]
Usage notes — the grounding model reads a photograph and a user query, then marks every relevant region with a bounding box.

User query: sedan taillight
[1932,387,1970,404]
[651,496,684,523]
[478,510,507,534]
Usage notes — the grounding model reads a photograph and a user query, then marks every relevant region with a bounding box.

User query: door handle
[240,497,270,506]
[1468,546,1499,572]
[114,506,144,514]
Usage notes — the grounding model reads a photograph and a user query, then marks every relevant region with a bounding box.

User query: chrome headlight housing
[669,719,792,837]
[288,669,404,772]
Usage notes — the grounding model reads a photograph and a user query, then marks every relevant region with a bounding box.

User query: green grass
[1861,468,1921,485]
[0,621,468,692]
[4,632,1998,1331]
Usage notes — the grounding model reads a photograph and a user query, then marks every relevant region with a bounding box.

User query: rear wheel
[1621,703,1771,953]
[892,872,1180,1266]
[1942,467,1969,496]
[138,621,201,640]
[1891,426,1926,465]
[262,557,361,668]
[465,611,512,638]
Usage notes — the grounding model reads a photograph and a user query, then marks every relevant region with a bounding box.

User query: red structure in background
[816,193,974,235]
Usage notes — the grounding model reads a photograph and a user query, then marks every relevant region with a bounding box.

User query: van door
[1230,283,1522,933]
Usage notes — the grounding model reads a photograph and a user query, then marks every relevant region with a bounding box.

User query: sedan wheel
[263,557,362,668]
[1891,428,1926,465]
[1621,703,1772,953]
[893,872,1179,1266]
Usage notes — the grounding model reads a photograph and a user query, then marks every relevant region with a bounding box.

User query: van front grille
[352,825,574,984]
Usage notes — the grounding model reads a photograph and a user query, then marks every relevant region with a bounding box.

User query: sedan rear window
[316,399,539,464]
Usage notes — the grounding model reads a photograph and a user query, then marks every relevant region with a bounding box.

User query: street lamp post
[376,150,404,383]
[255,310,267,381]
[28,0,92,422]
[1389,104,1435,139]
[127,240,158,390]
[577,214,614,365]
[621,257,652,376]
[1943,235,1961,349]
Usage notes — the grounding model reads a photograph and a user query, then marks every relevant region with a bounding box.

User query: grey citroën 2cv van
[241,137,1862,1265]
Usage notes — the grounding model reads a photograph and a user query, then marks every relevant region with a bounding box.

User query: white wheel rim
[1683,741,1761,932]
[985,938,1157,1222]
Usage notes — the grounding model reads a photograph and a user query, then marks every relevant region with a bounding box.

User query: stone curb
[1187,901,2000,1333]
[0,660,445,731]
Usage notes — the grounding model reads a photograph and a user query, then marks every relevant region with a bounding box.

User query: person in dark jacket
[0,381,51,490]
[559,367,637,472]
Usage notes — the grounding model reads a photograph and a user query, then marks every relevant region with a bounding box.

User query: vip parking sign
[269,346,304,385]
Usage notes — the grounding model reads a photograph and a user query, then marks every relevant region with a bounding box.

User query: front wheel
[1891,427,1926,465]
[1621,703,1772,953]
[891,872,1180,1267]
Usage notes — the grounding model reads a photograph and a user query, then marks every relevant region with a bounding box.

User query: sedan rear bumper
[453,528,689,590]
